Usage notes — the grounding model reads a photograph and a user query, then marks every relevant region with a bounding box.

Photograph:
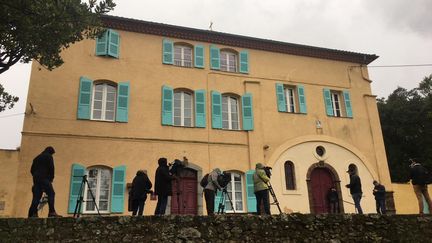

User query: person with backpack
[130,170,152,216]
[203,168,222,216]
[409,159,432,214]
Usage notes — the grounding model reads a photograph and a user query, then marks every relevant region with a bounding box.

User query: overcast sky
[1,0,432,149]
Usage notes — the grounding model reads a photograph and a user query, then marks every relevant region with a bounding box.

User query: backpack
[200,173,210,188]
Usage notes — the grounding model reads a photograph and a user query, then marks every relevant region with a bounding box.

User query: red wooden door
[310,168,334,214]
[171,168,198,215]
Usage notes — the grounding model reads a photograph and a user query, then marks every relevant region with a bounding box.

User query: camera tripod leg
[73,177,85,218]
[217,191,225,214]
[84,176,101,216]
[268,183,282,214]
[224,189,236,214]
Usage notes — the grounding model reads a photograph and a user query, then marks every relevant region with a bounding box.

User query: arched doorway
[306,163,343,214]
[171,168,198,215]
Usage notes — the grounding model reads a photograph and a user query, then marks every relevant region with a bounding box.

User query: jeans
[329,201,339,213]
[28,178,56,217]
[255,189,270,215]
[413,184,432,214]
[204,189,216,215]
[154,195,168,215]
[132,198,146,216]
[375,198,386,214]
[352,193,363,214]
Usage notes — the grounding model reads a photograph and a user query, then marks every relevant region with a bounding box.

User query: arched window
[222,95,240,130]
[222,172,244,212]
[220,50,237,72]
[83,167,112,213]
[284,161,296,190]
[173,90,193,127]
[174,44,193,67]
[91,83,117,121]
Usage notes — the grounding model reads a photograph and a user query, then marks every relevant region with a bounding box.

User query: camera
[169,157,188,176]
[263,166,272,178]
[217,171,232,189]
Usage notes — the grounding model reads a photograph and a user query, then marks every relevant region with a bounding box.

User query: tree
[0,0,116,74]
[378,74,432,182]
[0,83,18,112]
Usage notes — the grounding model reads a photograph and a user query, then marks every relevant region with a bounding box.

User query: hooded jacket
[410,163,429,185]
[253,163,270,192]
[30,147,55,181]
[131,171,153,200]
[154,158,174,196]
[205,168,222,191]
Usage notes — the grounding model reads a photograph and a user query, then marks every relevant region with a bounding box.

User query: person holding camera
[130,170,152,216]
[345,166,363,214]
[154,157,175,215]
[253,163,271,215]
[27,146,61,218]
[204,168,222,216]
[372,180,386,214]
[409,159,432,214]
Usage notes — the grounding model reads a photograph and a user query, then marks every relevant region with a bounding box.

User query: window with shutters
[324,89,353,118]
[174,44,193,67]
[275,83,307,114]
[223,172,244,213]
[220,50,237,72]
[284,161,296,190]
[331,91,342,117]
[83,167,112,214]
[284,86,297,113]
[222,95,240,130]
[95,29,120,58]
[91,82,117,121]
[173,90,194,127]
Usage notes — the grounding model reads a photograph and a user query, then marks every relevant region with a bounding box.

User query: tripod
[73,175,100,218]
[217,188,236,214]
[267,182,282,214]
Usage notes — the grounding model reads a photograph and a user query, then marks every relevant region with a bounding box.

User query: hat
[256,163,264,169]
[346,164,356,173]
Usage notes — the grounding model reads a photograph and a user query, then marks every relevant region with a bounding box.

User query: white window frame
[174,45,193,67]
[222,95,240,130]
[220,51,237,72]
[91,83,117,121]
[224,172,244,213]
[173,90,194,127]
[331,91,342,117]
[83,167,112,214]
[284,86,297,113]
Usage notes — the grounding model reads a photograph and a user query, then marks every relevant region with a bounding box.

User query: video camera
[169,156,188,176]
[263,166,272,178]
[217,171,232,189]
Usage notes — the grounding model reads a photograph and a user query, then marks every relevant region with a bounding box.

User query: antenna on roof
[209,21,213,31]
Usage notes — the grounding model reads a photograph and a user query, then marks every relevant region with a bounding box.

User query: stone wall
[1,214,431,242]
[0,149,20,217]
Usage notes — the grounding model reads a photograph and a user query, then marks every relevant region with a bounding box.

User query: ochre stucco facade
[3,16,396,217]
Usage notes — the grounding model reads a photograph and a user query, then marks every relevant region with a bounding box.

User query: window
[223,172,244,212]
[173,90,193,127]
[91,83,117,121]
[220,51,237,72]
[83,167,112,214]
[95,29,120,58]
[331,91,342,117]
[275,83,307,114]
[284,161,296,190]
[222,95,240,130]
[323,89,353,118]
[285,86,297,113]
[174,45,193,67]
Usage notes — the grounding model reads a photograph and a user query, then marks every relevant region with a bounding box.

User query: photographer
[130,170,152,216]
[154,157,175,216]
[409,159,432,214]
[204,168,222,216]
[253,163,271,215]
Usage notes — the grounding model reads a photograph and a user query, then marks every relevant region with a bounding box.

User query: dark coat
[131,172,152,200]
[327,189,339,203]
[30,148,55,181]
[346,174,362,194]
[154,161,174,196]
[373,184,386,200]
[410,164,429,185]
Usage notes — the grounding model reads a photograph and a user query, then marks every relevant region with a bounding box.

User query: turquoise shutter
[246,170,257,213]
[194,45,205,68]
[111,165,126,213]
[162,85,173,125]
[242,93,254,131]
[211,91,222,129]
[68,163,85,213]
[214,189,223,213]
[275,83,287,112]
[77,77,93,120]
[210,45,220,70]
[239,50,249,74]
[95,30,108,56]
[323,88,334,116]
[195,89,206,128]
[297,85,307,114]
[162,39,174,64]
[107,29,120,58]
[116,81,130,122]
[343,90,353,118]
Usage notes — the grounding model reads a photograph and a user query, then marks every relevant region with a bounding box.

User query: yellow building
[6,15,395,217]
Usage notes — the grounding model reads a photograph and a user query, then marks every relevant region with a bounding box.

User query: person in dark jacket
[154,157,175,215]
[409,159,432,214]
[345,166,363,214]
[27,146,61,218]
[372,180,386,214]
[130,170,152,216]
[327,187,339,213]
